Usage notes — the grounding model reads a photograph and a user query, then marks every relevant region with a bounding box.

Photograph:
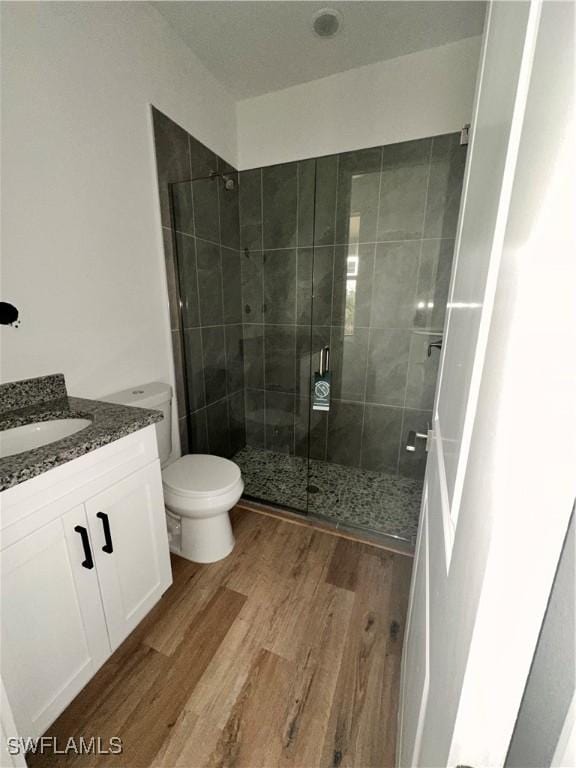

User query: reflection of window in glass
[348,171,380,243]
[347,255,358,277]
[345,279,356,335]
[345,222,360,335]
[348,211,361,246]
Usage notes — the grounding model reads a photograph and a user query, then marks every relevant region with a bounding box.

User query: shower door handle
[406,429,432,452]
[319,346,330,376]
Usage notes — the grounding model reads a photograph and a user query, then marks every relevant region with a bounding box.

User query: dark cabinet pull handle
[74,525,94,569]
[96,512,113,554]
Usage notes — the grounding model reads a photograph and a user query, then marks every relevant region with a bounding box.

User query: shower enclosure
[154,108,466,549]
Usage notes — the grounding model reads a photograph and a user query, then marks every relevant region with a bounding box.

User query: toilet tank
[103,382,172,465]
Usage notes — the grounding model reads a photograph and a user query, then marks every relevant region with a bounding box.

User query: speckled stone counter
[0,372,68,413]
[0,375,162,491]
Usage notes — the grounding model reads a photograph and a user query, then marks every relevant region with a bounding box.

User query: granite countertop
[0,375,163,491]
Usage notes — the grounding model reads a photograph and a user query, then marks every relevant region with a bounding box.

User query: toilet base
[180,512,235,563]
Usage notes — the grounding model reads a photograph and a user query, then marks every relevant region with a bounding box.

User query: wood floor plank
[207,649,294,768]
[149,710,223,768]
[71,645,166,767]
[387,552,414,656]
[278,583,355,767]
[185,528,334,736]
[27,644,168,768]
[325,538,364,592]
[263,528,337,661]
[352,624,404,768]
[224,510,280,595]
[377,650,404,765]
[257,514,317,581]
[184,591,280,729]
[143,512,268,656]
[320,549,398,768]
[102,587,246,767]
[143,551,245,656]
[28,509,412,768]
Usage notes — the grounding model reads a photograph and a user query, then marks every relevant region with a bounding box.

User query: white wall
[1,1,481,465]
[0,1,236,418]
[236,36,482,169]
[505,511,575,767]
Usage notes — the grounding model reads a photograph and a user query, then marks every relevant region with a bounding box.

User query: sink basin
[0,418,93,459]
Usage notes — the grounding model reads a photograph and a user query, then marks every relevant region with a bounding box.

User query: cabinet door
[0,506,110,738]
[85,461,172,650]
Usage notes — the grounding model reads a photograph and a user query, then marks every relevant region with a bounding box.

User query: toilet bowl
[162,454,244,563]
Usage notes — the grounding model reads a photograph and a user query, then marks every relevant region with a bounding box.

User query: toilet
[103,382,243,563]
[162,454,242,563]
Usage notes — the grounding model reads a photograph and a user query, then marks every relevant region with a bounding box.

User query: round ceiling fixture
[312,8,342,39]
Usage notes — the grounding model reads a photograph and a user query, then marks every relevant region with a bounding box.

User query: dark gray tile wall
[239,133,466,481]
[153,107,465,481]
[152,107,244,459]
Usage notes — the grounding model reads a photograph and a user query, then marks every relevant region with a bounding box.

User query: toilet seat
[162,454,241,499]
[162,454,243,562]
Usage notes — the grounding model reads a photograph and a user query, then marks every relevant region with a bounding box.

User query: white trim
[432,420,454,571]
[449,0,543,529]
[430,1,489,571]
[411,504,430,767]
[0,679,26,768]
[397,493,430,767]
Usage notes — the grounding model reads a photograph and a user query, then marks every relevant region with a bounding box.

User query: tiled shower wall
[153,105,465,481]
[152,107,245,458]
[239,134,466,479]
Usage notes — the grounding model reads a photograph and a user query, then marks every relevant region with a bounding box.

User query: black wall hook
[0,302,20,327]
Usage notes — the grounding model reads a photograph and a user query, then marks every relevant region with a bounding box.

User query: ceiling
[152,1,486,100]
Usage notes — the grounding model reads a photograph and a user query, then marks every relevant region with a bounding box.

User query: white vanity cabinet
[84,463,169,649]
[0,426,171,740]
[1,506,110,738]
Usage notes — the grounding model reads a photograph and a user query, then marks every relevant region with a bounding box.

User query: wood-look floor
[30,508,413,768]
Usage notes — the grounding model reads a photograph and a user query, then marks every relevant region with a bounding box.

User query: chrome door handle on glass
[319,346,330,376]
[406,428,432,452]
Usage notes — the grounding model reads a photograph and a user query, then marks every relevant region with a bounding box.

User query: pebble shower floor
[233,445,422,546]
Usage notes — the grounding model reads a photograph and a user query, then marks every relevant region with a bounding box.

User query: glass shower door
[168,169,247,462]
[304,149,423,541]
[238,162,317,513]
[169,163,317,516]
[167,135,465,549]
[303,137,466,549]
[240,330,313,512]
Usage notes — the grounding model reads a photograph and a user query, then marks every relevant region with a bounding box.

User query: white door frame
[398,0,576,764]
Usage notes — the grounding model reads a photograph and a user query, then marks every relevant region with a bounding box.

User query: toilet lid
[162,454,241,498]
